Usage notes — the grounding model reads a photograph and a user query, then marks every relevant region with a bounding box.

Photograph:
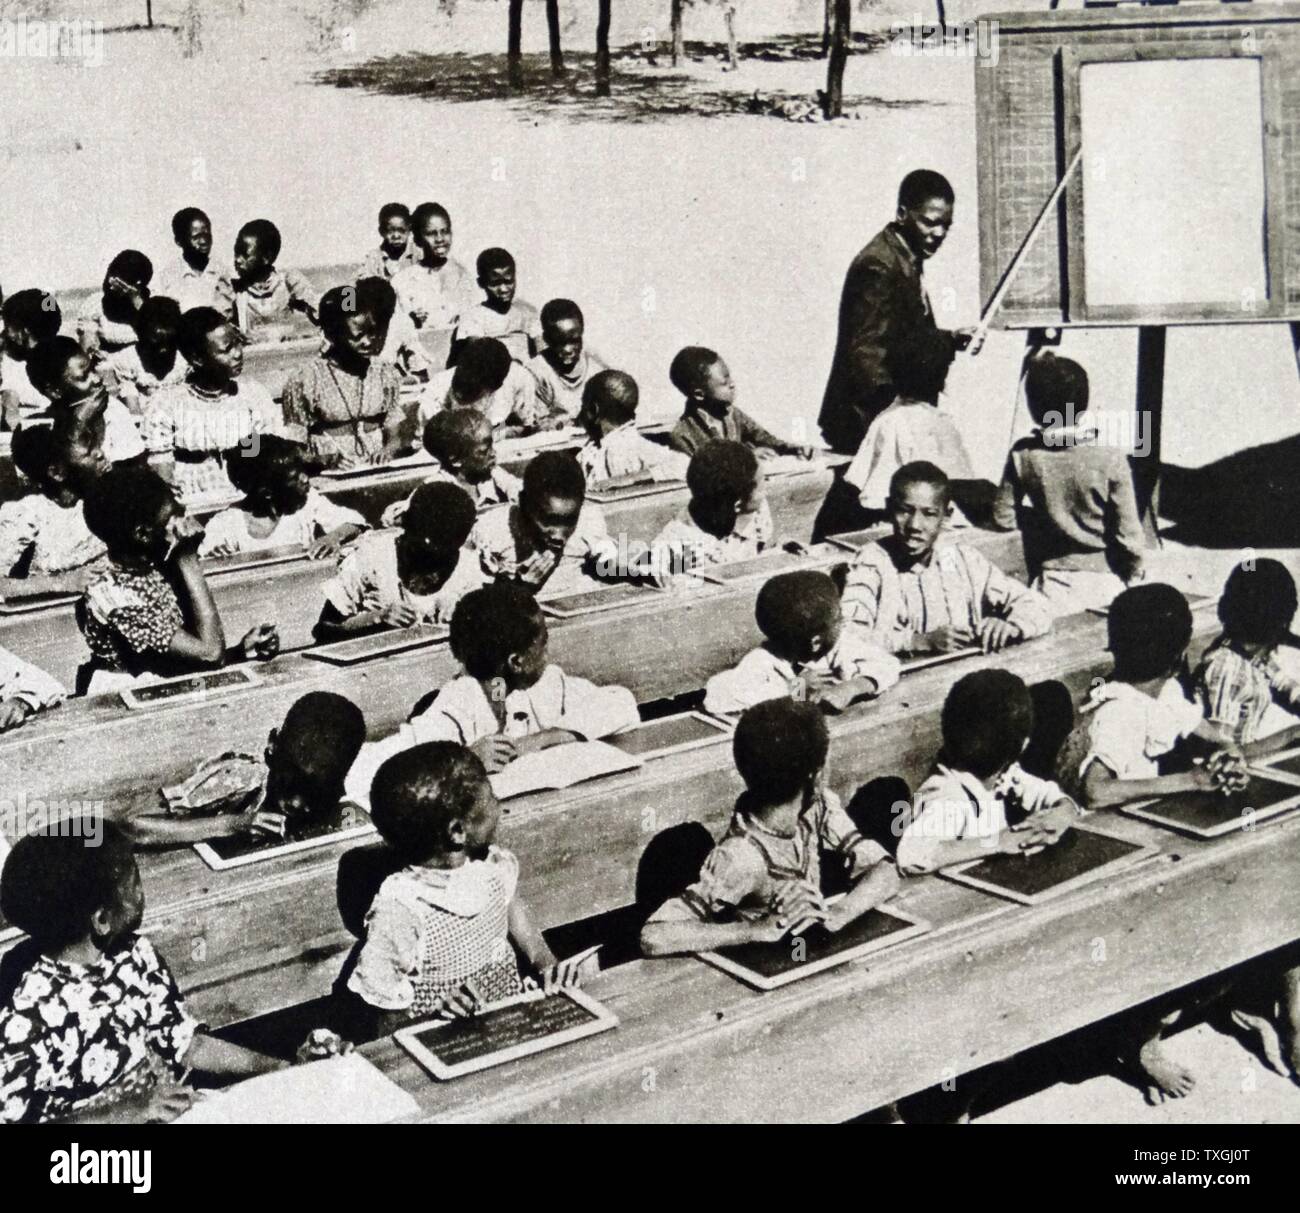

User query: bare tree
[671,0,685,66]
[546,0,565,77]
[508,0,524,89]
[823,0,850,117]
[596,0,612,95]
[722,3,737,70]
[822,0,832,56]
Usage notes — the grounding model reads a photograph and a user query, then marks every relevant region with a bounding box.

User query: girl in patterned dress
[348,741,584,1031]
[281,278,407,470]
[76,465,279,696]
[143,307,285,509]
[0,822,292,1123]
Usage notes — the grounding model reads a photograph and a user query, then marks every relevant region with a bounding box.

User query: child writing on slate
[123,691,366,848]
[78,465,280,695]
[576,369,688,487]
[348,742,586,1029]
[640,698,900,955]
[704,570,900,716]
[316,481,482,638]
[381,408,522,528]
[896,669,1080,876]
[232,219,321,339]
[144,307,285,507]
[1,289,63,426]
[648,439,772,586]
[992,353,1146,615]
[198,432,367,560]
[842,461,1051,655]
[348,584,639,792]
[451,247,542,363]
[528,299,600,420]
[667,346,813,461]
[470,450,627,598]
[360,202,417,281]
[1056,583,1245,812]
[101,296,187,417]
[0,823,336,1123]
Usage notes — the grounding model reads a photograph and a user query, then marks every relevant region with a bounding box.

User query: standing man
[819,169,980,455]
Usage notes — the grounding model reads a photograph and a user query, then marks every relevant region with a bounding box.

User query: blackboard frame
[539,580,666,619]
[605,711,732,762]
[192,816,376,872]
[119,666,261,710]
[1122,769,1300,840]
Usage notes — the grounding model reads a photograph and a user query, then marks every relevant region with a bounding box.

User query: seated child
[704,569,900,715]
[528,299,601,420]
[1193,559,1300,748]
[100,295,187,416]
[199,432,367,560]
[576,369,689,487]
[992,353,1145,615]
[0,422,107,579]
[76,250,153,360]
[124,691,366,848]
[360,202,417,281]
[347,741,583,1030]
[0,642,66,733]
[1055,583,1242,811]
[348,584,639,793]
[156,207,236,317]
[144,306,284,507]
[667,346,813,460]
[317,480,482,638]
[1,289,64,425]
[281,278,406,470]
[640,698,900,955]
[78,465,280,696]
[844,329,974,518]
[392,202,476,333]
[648,439,773,586]
[380,408,522,527]
[417,336,544,438]
[469,450,624,597]
[25,336,146,464]
[451,247,542,363]
[843,461,1051,655]
[232,219,321,339]
[0,822,307,1123]
[896,669,1079,875]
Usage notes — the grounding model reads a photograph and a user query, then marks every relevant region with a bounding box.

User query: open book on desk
[489,740,643,801]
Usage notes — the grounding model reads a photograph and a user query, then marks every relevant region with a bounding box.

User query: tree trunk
[596,0,611,96]
[146,0,153,26]
[822,0,831,57]
[546,0,565,77]
[508,0,524,90]
[724,5,737,70]
[824,0,849,118]
[671,0,683,66]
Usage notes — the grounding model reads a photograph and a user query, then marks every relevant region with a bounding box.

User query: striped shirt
[1193,637,1300,745]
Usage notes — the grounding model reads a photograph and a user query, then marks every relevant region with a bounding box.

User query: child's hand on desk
[295,1029,353,1063]
[922,625,975,654]
[240,623,281,661]
[471,734,518,773]
[141,1082,200,1124]
[0,698,33,731]
[1016,801,1076,846]
[516,548,560,588]
[235,804,288,838]
[812,683,859,715]
[380,601,419,629]
[772,882,829,937]
[433,980,484,1019]
[308,533,347,560]
[977,618,1021,653]
[1207,750,1249,794]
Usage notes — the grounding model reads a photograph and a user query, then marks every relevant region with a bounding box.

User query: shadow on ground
[312,34,939,124]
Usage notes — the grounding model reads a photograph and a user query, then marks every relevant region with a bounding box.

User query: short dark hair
[423,407,491,467]
[755,570,841,653]
[1218,559,1297,646]
[886,330,953,402]
[522,450,586,511]
[318,278,397,344]
[177,306,233,365]
[237,218,282,263]
[11,424,56,487]
[476,247,515,278]
[226,431,308,499]
[450,337,512,398]
[898,168,954,210]
[2,289,62,340]
[540,298,583,332]
[377,202,410,227]
[1023,353,1090,426]
[941,669,1034,780]
[0,821,137,952]
[25,336,83,399]
[449,583,547,681]
[276,691,367,787]
[410,201,452,235]
[171,206,210,242]
[1108,583,1194,682]
[686,439,757,509]
[669,345,720,397]
[581,369,639,426]
[733,698,829,805]
[82,464,174,554]
[889,460,950,506]
[133,294,182,336]
[402,480,477,552]
[104,249,153,290]
[370,742,491,863]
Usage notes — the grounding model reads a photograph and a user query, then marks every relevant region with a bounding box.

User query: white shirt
[379,466,522,528]
[323,530,483,623]
[0,642,66,713]
[1076,678,1204,783]
[469,502,619,598]
[416,362,539,432]
[577,423,689,486]
[198,490,365,557]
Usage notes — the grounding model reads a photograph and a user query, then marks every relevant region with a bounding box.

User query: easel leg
[1134,325,1166,544]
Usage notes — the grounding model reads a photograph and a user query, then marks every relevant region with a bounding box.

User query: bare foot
[1230,1008,1289,1077]
[1138,1039,1196,1105]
